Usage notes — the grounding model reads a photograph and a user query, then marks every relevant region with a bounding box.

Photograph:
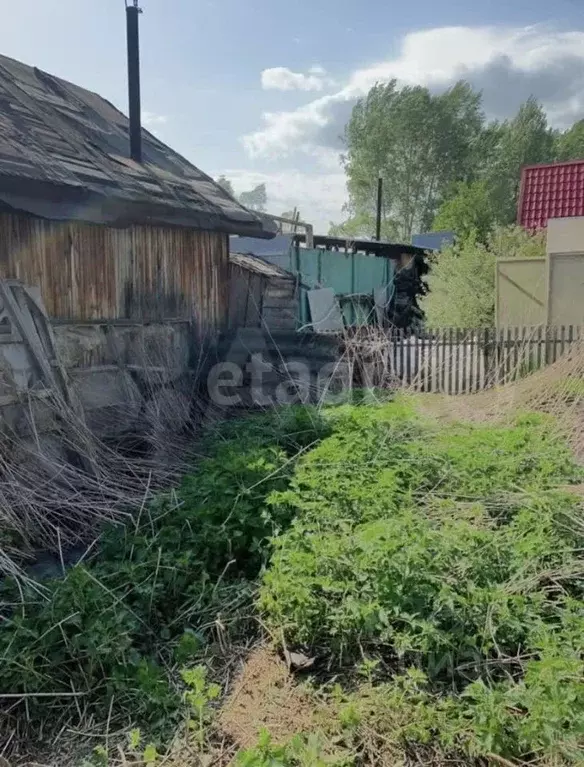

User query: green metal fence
[290,246,394,327]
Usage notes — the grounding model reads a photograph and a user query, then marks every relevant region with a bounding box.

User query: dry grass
[220,646,320,750]
[0,333,217,578]
[415,338,584,459]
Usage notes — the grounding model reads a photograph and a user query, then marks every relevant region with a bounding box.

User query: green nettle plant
[259,400,584,762]
[1,397,583,765]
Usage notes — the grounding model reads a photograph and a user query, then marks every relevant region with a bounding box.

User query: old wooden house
[0,53,272,335]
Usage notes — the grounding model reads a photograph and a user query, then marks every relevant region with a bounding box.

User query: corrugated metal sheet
[230,235,294,259]
[0,212,229,333]
[518,161,584,230]
[296,247,393,326]
[412,231,454,250]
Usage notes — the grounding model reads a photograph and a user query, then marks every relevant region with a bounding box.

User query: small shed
[229,252,297,331]
[0,54,272,334]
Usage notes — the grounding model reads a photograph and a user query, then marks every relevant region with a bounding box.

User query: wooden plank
[502,327,512,384]
[551,326,558,364]
[512,326,518,381]
[411,332,418,390]
[453,328,460,394]
[433,328,438,393]
[468,329,475,393]
[426,331,432,393]
[461,328,468,394]
[428,328,434,393]
[482,328,498,389]
[405,329,412,386]
[431,329,436,394]
[420,331,425,392]
[397,328,403,386]
[477,329,482,391]
[495,327,503,387]
[445,328,454,394]
[441,328,447,393]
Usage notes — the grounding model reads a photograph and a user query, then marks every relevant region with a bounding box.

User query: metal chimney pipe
[126,0,143,163]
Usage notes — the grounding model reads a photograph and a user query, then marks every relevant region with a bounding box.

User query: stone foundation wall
[0,320,197,440]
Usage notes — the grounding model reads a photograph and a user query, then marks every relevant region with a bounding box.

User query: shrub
[0,406,330,739]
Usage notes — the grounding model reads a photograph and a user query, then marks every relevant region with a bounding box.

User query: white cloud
[221,168,347,234]
[244,25,584,159]
[261,65,333,92]
[142,111,168,127]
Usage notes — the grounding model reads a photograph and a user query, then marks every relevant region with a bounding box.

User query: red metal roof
[518,160,584,230]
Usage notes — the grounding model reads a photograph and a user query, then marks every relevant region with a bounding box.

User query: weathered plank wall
[0,212,229,332]
[228,259,297,331]
[228,261,265,329]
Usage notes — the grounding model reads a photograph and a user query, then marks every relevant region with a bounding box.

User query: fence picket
[504,326,511,384]
[397,328,403,385]
[384,325,582,396]
[419,331,425,392]
[468,329,474,394]
[404,329,410,386]
[452,328,458,394]
[436,328,445,394]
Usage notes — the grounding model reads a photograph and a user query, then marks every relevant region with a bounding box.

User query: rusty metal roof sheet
[0,54,274,238]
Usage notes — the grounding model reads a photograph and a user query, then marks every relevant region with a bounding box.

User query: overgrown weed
[0,406,330,749]
[2,396,583,765]
[260,400,584,763]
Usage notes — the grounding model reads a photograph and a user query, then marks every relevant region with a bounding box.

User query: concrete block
[72,369,144,437]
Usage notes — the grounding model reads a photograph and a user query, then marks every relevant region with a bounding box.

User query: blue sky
[1,0,584,232]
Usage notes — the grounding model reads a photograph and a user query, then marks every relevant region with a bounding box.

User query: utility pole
[375,174,383,241]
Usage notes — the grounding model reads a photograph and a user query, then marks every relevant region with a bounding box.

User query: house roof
[0,54,274,238]
[293,233,428,257]
[518,160,584,230]
[230,251,294,278]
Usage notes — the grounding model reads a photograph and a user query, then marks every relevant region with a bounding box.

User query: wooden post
[447,327,453,395]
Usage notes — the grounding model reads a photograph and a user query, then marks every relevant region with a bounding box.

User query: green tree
[486,98,556,223]
[343,80,483,241]
[555,119,584,161]
[422,225,545,328]
[281,210,301,220]
[328,212,398,240]
[239,183,267,212]
[216,175,235,196]
[433,180,497,241]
